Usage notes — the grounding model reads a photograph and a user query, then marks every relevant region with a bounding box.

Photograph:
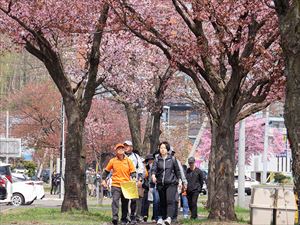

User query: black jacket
[151,154,181,186]
[186,167,204,193]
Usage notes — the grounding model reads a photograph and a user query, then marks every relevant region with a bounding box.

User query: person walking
[124,140,144,224]
[180,165,189,219]
[151,141,181,225]
[169,148,188,222]
[102,143,136,225]
[140,154,155,222]
[186,156,204,219]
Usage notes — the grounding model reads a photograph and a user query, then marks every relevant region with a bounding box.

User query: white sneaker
[164,217,171,225]
[157,218,164,225]
[183,215,189,219]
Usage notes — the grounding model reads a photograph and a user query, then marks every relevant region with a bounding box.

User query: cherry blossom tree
[0,1,112,211]
[84,99,130,164]
[274,0,300,209]
[102,33,174,154]
[3,81,61,179]
[110,0,285,219]
[196,115,285,164]
[6,81,61,151]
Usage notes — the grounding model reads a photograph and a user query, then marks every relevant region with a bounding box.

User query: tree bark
[124,103,143,154]
[207,118,216,209]
[207,116,236,220]
[275,0,300,213]
[61,101,87,212]
[141,113,152,155]
[150,111,161,154]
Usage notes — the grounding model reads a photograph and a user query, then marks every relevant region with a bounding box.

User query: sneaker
[112,220,118,225]
[164,217,171,225]
[179,207,183,212]
[143,216,148,222]
[157,218,164,225]
[120,220,129,225]
[183,215,189,219]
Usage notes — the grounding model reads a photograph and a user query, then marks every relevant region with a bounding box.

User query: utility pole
[5,110,9,163]
[238,119,245,208]
[262,107,269,184]
[59,99,65,199]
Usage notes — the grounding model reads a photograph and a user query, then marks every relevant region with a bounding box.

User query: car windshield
[0,166,11,176]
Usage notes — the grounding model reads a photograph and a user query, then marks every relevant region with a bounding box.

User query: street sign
[0,138,21,157]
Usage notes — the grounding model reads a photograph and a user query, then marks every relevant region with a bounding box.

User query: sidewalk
[44,192,112,205]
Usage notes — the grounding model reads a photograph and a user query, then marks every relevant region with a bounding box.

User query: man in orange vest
[102,143,136,225]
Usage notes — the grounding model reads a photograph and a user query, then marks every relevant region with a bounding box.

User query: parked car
[11,179,36,206]
[0,163,12,204]
[234,175,260,195]
[0,175,7,200]
[41,169,50,183]
[0,164,43,206]
[12,173,45,201]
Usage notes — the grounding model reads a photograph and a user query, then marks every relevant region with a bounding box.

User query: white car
[0,164,44,206]
[12,173,45,202]
[0,163,13,204]
[234,175,260,195]
[11,179,36,206]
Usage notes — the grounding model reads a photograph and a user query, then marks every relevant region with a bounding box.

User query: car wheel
[11,193,25,206]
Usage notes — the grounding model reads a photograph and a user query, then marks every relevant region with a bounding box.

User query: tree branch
[178,63,218,119]
[82,3,110,115]
[172,0,202,37]
[274,0,290,15]
[236,101,270,122]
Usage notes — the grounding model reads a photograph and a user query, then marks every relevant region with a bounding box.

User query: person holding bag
[102,143,136,225]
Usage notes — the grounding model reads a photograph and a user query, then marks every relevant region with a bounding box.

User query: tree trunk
[207,118,217,210]
[61,101,88,212]
[124,103,143,154]
[284,49,300,222]
[275,0,300,217]
[207,116,237,220]
[150,112,161,154]
[37,148,49,178]
[141,113,152,155]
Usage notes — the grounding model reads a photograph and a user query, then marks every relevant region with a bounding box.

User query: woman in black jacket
[151,141,181,225]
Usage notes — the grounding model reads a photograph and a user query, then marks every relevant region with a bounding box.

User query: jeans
[181,195,189,216]
[111,186,129,222]
[152,187,160,221]
[157,184,178,220]
[187,191,200,219]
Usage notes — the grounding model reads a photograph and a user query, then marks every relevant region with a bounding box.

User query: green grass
[179,207,250,224]
[0,205,250,225]
[0,207,111,225]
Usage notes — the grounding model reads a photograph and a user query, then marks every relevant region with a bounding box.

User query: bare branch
[82,3,109,114]
[236,101,270,122]
[172,0,202,37]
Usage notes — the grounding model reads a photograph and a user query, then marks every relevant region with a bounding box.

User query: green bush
[274,173,291,184]
[23,161,37,177]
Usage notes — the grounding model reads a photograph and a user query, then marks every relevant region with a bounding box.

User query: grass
[178,207,250,224]
[0,206,250,225]
[0,207,112,225]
